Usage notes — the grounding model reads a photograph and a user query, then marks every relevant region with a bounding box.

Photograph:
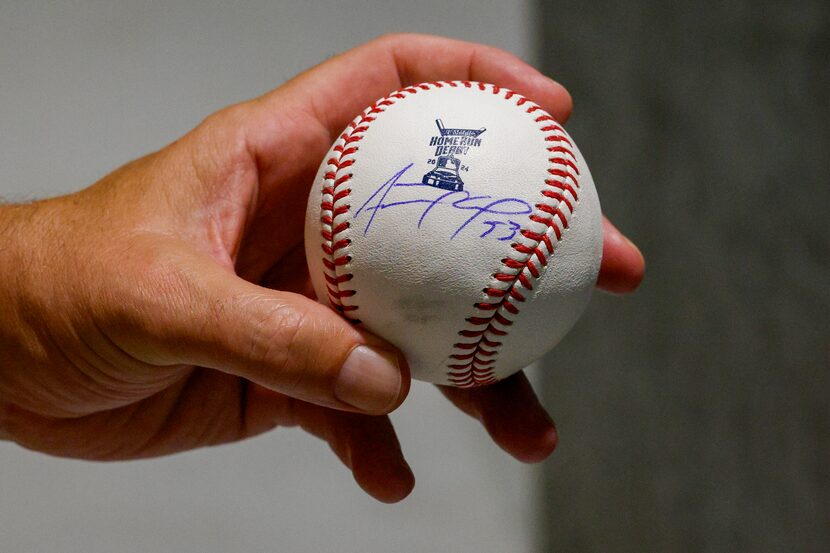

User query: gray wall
[537,1,829,551]
[0,2,542,552]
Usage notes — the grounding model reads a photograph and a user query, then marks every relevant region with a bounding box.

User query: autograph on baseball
[354,163,532,241]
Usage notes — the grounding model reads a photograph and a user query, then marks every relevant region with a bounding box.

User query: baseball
[305,81,603,387]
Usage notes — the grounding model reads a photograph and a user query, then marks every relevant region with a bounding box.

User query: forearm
[0,200,64,425]
[0,202,29,438]
[0,202,31,352]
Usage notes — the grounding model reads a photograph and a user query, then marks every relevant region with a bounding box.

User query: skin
[0,34,644,503]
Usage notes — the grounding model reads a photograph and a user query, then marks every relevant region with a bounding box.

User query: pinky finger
[246,385,415,503]
[439,372,558,463]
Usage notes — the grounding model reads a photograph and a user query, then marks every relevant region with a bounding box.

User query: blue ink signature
[354,163,531,241]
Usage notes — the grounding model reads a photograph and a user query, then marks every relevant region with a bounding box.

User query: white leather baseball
[305,81,602,387]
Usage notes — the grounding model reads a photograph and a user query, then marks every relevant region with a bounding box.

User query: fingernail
[336,345,402,413]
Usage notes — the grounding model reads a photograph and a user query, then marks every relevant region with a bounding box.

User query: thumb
[119,244,409,415]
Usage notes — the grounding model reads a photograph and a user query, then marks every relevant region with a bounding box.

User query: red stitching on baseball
[318,83,441,324]
[445,84,581,388]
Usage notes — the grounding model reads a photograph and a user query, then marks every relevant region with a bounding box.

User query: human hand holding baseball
[0,34,644,502]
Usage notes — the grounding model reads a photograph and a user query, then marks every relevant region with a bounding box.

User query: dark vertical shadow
[533,1,830,551]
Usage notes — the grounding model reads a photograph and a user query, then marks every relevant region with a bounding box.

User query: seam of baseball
[318,81,440,322]
[318,81,581,387]
[446,84,581,387]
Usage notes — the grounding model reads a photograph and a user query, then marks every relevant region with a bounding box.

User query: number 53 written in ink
[479,220,522,241]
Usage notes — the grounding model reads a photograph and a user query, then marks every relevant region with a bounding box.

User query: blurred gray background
[537,1,829,552]
[1,1,828,552]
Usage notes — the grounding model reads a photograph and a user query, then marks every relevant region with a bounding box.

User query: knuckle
[240,299,358,397]
[192,104,254,164]
[245,299,312,378]
[373,32,400,46]
[372,32,413,50]
[199,103,241,133]
[190,104,256,196]
[199,103,252,144]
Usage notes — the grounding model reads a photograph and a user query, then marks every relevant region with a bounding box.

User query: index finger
[261,33,573,143]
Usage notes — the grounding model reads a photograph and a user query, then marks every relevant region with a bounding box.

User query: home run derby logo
[422,119,486,192]
[354,117,531,244]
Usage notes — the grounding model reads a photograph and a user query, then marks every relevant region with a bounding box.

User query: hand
[0,34,644,502]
